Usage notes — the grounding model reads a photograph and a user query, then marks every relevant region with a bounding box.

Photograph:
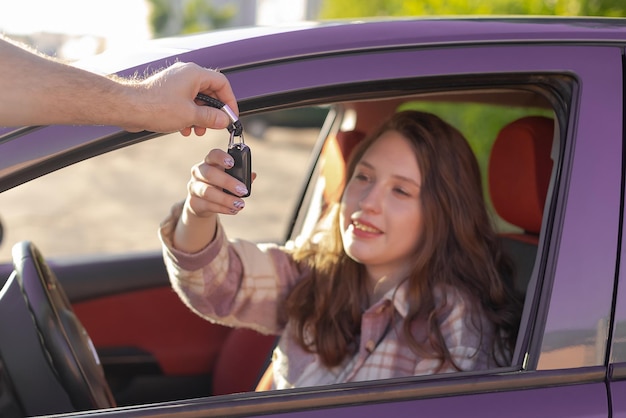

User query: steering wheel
[12,241,115,410]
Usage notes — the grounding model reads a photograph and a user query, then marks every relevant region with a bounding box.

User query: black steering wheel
[12,241,115,411]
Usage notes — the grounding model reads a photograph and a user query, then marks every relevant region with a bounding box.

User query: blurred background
[1,0,625,61]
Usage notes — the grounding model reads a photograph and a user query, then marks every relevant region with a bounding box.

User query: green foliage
[181,0,236,35]
[579,0,626,16]
[147,0,236,38]
[149,0,171,36]
[319,0,626,18]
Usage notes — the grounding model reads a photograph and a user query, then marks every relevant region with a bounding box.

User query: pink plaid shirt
[160,203,500,389]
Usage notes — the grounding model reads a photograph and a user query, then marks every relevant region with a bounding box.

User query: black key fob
[225,143,251,197]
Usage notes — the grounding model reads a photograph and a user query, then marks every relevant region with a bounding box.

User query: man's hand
[124,62,239,135]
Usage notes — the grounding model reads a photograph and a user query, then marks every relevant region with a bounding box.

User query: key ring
[195,93,243,137]
[227,129,246,149]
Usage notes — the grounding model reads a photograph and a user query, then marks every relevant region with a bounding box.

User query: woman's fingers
[187,185,245,216]
[204,148,233,167]
[186,149,250,216]
[203,148,251,197]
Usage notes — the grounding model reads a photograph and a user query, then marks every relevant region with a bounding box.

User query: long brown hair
[285,110,522,370]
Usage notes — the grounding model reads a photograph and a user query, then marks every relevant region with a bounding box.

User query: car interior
[0,79,563,415]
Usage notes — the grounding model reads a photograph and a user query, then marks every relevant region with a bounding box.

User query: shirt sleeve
[158,201,305,335]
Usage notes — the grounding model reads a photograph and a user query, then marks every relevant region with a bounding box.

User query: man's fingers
[198,106,230,130]
[197,70,239,115]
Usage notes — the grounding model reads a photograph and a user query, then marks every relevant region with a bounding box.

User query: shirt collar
[373,280,410,318]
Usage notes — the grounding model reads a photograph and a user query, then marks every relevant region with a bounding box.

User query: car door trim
[73,366,606,417]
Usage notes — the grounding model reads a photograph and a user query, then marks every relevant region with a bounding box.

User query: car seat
[211,328,276,395]
[488,115,555,294]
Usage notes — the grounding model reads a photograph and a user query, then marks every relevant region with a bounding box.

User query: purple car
[0,16,625,417]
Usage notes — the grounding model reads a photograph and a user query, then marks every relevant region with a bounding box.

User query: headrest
[488,116,554,235]
[321,130,365,205]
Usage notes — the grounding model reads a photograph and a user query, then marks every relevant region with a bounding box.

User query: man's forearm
[0,35,237,134]
[0,37,138,127]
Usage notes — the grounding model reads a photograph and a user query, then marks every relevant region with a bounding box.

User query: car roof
[1,16,625,192]
[77,17,626,75]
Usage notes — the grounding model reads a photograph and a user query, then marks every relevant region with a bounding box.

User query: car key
[195,93,251,197]
[225,140,252,197]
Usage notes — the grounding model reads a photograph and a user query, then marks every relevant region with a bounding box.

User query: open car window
[287,81,565,378]
[0,113,324,261]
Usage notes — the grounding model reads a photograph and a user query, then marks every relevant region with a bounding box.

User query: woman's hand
[186,148,253,217]
[173,148,255,253]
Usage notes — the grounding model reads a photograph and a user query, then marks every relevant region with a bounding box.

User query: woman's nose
[359,184,382,213]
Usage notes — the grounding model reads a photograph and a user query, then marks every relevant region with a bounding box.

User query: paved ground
[0,127,318,262]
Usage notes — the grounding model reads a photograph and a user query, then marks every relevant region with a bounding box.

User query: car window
[0,111,322,261]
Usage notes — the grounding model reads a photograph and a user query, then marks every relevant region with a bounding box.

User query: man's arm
[0,36,238,134]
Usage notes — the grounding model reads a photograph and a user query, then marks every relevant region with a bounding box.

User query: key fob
[225,143,252,197]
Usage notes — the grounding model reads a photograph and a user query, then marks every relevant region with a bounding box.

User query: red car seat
[488,116,555,293]
[211,328,276,395]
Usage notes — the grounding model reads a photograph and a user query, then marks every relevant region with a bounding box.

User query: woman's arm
[160,203,303,335]
[0,36,237,135]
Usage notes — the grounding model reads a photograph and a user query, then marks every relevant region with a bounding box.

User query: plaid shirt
[160,202,499,389]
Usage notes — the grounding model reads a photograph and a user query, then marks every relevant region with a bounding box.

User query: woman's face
[340,130,423,281]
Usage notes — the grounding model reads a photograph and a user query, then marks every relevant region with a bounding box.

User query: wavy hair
[285,110,522,370]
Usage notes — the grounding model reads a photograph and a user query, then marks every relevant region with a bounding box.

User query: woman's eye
[393,187,411,197]
[354,172,370,182]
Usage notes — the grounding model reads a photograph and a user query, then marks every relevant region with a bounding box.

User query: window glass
[0,110,322,261]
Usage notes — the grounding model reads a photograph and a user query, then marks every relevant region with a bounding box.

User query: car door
[166,42,620,416]
[608,46,626,418]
